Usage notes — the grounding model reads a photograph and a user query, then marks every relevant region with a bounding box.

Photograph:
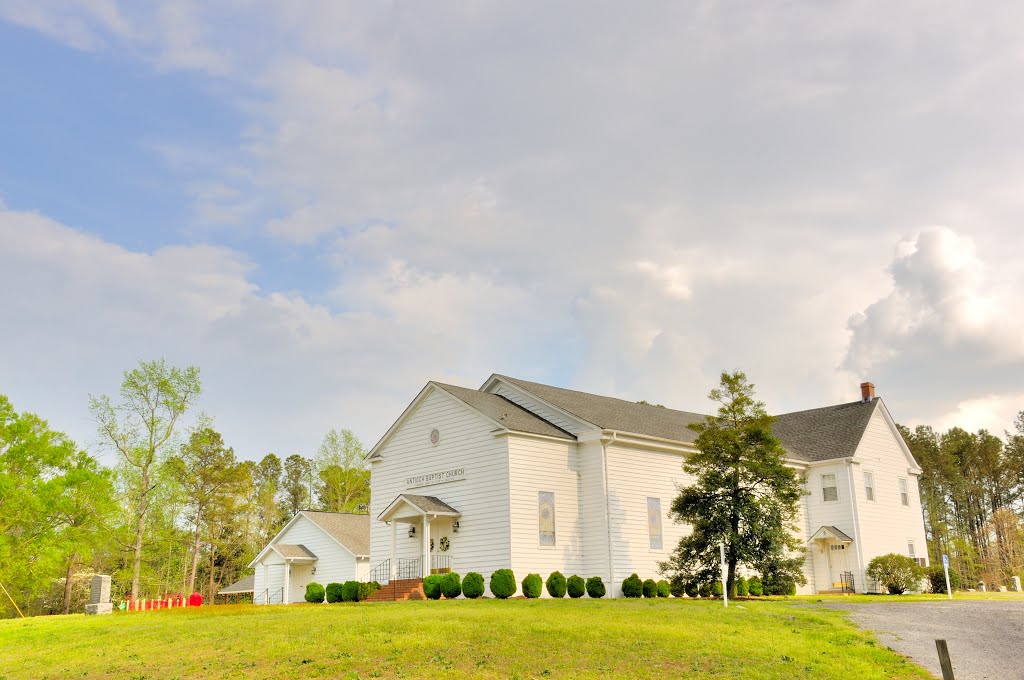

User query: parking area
[830,600,1024,679]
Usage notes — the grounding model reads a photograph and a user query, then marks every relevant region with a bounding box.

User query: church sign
[405,467,466,489]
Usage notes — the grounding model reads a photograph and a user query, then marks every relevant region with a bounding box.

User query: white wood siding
[490,384,589,435]
[279,515,358,601]
[804,461,859,588]
[604,443,694,595]
[507,435,583,589]
[853,408,929,571]
[369,387,512,579]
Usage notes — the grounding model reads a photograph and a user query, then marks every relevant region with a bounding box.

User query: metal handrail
[254,589,269,604]
[269,587,284,604]
[365,559,391,586]
[396,557,421,580]
[431,554,452,573]
[841,571,855,593]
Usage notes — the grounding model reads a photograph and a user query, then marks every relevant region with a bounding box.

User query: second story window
[898,478,909,506]
[821,473,839,502]
[538,491,556,546]
[864,472,875,501]
[647,497,663,550]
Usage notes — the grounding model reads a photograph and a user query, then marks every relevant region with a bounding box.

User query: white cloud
[4,0,1024,443]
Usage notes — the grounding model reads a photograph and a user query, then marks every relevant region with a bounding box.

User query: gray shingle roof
[301,512,371,556]
[496,375,879,463]
[218,574,254,594]
[771,399,878,462]
[494,375,707,443]
[434,382,574,440]
[274,544,318,559]
[400,494,460,515]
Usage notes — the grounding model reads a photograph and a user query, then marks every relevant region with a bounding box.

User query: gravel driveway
[828,600,1024,679]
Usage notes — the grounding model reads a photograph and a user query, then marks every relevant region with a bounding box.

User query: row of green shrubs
[622,573,793,598]
[421,570,608,600]
[304,580,382,603]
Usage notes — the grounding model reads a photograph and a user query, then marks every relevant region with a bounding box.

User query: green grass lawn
[0,598,933,680]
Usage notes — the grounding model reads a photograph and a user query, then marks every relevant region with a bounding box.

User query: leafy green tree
[166,427,238,593]
[89,359,201,600]
[0,395,113,617]
[866,553,924,594]
[659,371,805,598]
[282,454,312,517]
[314,429,369,513]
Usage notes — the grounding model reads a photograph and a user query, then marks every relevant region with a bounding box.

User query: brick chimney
[860,382,875,402]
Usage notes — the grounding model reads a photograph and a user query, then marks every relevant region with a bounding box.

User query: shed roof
[218,574,254,594]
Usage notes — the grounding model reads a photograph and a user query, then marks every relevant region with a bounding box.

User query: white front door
[827,543,849,585]
[289,563,315,603]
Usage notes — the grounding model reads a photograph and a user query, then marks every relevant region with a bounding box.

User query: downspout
[846,461,866,592]
[602,433,616,597]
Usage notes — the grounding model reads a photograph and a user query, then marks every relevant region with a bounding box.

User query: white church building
[365,374,929,596]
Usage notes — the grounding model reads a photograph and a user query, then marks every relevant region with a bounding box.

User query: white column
[390,521,397,581]
[283,563,290,604]
[263,564,269,605]
[423,514,431,578]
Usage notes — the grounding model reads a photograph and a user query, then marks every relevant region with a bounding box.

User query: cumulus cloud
[4,0,1024,447]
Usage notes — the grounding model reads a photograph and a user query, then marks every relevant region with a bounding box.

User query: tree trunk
[208,542,217,600]
[62,552,76,615]
[131,470,150,600]
[187,508,203,594]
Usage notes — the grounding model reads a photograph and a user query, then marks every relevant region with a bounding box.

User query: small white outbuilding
[249,511,370,604]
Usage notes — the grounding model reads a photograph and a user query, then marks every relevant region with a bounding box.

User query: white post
[720,542,728,607]
[390,521,397,581]
[263,564,269,605]
[283,563,290,604]
[423,515,431,578]
[942,554,952,600]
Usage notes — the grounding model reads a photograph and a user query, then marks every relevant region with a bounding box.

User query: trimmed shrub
[710,581,723,597]
[441,572,462,599]
[656,580,670,598]
[423,574,444,600]
[927,565,961,594]
[747,576,763,596]
[622,573,643,598]
[304,582,325,603]
[735,576,748,597]
[697,582,712,598]
[463,572,485,599]
[489,569,517,599]
[567,575,586,598]
[522,573,543,598]
[325,582,344,603]
[867,553,924,595]
[684,580,699,598]
[357,581,380,601]
[341,580,360,602]
[642,578,658,598]
[669,577,686,598]
[546,571,567,598]
[762,572,797,596]
[586,576,606,599]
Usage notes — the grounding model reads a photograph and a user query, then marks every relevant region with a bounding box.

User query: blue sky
[2,2,1023,463]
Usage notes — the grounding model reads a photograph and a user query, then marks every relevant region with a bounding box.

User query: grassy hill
[0,598,931,679]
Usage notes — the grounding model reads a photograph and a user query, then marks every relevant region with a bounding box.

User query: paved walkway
[830,600,1024,679]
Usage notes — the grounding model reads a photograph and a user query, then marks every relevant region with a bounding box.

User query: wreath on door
[439,536,450,552]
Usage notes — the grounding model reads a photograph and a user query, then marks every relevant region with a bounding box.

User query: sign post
[720,542,728,608]
[942,554,952,600]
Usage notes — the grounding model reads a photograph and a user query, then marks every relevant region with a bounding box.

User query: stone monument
[1012,576,1022,592]
[84,575,113,615]
[977,581,986,593]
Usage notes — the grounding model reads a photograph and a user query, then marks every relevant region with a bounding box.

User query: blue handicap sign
[942,554,949,568]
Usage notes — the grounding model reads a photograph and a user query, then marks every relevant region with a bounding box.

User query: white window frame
[863,472,875,502]
[907,539,916,559]
[898,478,909,506]
[647,497,663,550]
[538,491,556,547]
[821,473,839,503]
